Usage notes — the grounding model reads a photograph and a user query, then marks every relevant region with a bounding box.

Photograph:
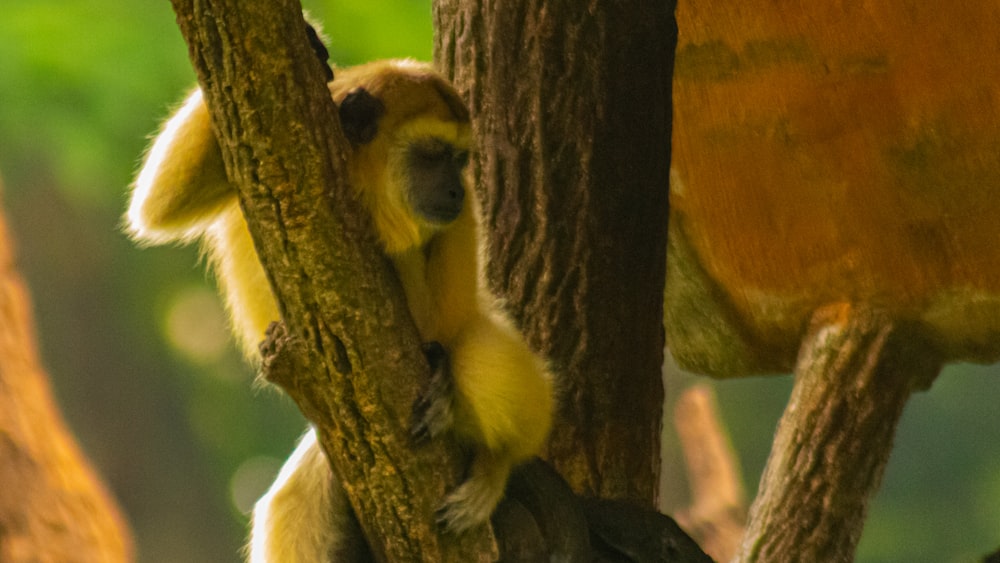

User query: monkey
[126,55,555,561]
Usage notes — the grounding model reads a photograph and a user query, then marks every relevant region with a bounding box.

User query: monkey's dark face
[405,138,468,225]
[338,86,471,228]
[334,73,472,251]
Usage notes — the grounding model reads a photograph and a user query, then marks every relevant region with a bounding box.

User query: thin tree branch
[674,385,747,563]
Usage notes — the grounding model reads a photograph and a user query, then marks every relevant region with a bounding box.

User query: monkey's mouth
[417,196,464,224]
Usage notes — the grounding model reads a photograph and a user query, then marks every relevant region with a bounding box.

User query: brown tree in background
[0,184,133,562]
[435,0,676,505]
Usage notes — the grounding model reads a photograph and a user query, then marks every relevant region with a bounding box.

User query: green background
[0,1,996,560]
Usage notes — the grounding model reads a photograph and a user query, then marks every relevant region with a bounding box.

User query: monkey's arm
[127,89,236,244]
[426,306,554,532]
[424,201,555,454]
[249,429,353,563]
[417,205,555,531]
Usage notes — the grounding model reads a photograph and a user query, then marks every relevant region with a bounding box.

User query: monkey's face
[403,137,469,225]
[339,89,471,228]
[331,61,472,252]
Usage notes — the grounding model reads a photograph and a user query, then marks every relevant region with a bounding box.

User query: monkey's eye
[410,145,450,165]
[409,140,470,172]
[409,139,456,165]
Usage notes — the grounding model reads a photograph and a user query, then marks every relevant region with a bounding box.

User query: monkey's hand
[411,343,502,534]
[435,453,511,534]
[410,341,455,444]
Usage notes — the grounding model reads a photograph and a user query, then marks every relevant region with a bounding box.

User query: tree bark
[434,0,677,506]
[168,1,494,560]
[736,303,940,562]
[0,193,133,562]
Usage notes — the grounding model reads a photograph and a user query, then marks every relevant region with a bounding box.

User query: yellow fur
[249,429,346,563]
[126,58,554,560]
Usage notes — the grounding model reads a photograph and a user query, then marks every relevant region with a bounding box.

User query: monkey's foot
[434,453,512,534]
[410,341,455,444]
[435,474,506,535]
[257,321,306,387]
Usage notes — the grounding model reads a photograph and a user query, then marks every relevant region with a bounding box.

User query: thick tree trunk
[736,304,940,562]
[169,1,494,560]
[434,0,677,506]
[0,195,133,562]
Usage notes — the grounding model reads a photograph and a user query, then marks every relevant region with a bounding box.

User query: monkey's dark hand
[256,321,306,387]
[304,21,334,82]
[410,341,455,445]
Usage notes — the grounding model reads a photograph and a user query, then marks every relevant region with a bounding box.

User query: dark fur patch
[339,88,385,145]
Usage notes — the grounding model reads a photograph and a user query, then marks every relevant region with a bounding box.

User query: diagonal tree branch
[167,0,495,560]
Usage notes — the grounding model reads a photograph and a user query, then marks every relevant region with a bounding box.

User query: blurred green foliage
[662,360,1000,563]
[0,1,996,562]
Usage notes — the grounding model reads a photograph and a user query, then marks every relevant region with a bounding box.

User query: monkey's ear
[339,88,385,145]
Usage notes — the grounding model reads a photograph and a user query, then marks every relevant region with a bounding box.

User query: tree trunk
[0,193,133,562]
[736,303,940,562]
[434,0,677,506]
[169,1,494,560]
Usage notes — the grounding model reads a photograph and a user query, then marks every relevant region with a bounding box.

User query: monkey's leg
[249,429,352,563]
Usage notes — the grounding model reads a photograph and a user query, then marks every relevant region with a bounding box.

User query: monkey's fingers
[410,342,455,444]
[303,20,333,82]
[421,341,448,372]
[434,480,501,535]
[434,453,510,534]
[409,382,454,444]
[408,400,435,445]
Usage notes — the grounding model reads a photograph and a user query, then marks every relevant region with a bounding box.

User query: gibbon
[126,57,554,561]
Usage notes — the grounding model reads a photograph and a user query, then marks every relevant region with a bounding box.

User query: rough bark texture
[168,1,495,560]
[0,196,133,562]
[736,304,940,562]
[434,0,676,505]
